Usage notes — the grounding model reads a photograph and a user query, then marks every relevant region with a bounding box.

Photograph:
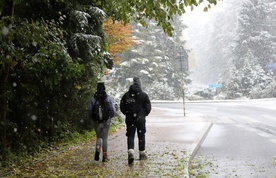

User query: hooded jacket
[120,83,151,122]
[88,82,116,121]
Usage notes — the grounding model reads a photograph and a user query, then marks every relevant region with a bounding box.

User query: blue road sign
[209,83,222,89]
[266,63,276,70]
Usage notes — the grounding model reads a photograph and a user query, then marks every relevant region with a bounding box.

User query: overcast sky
[181,1,228,86]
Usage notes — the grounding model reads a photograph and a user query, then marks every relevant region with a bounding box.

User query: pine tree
[105,17,190,100]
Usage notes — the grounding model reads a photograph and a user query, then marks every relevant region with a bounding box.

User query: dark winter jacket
[120,84,151,123]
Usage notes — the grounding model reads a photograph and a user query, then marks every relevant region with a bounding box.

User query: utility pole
[177,46,189,116]
[179,46,187,117]
[181,79,186,116]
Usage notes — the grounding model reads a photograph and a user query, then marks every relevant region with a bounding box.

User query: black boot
[102,152,109,162]
[94,145,101,161]
[94,150,100,161]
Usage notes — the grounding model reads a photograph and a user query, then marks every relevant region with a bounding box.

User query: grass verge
[0,116,124,177]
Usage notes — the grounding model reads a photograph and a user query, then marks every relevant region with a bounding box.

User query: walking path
[5,107,212,178]
[104,107,213,177]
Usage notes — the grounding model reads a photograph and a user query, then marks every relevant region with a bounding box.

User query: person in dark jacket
[120,77,151,165]
[88,82,116,162]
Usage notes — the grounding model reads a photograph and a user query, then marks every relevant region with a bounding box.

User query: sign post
[175,45,188,117]
[181,80,186,116]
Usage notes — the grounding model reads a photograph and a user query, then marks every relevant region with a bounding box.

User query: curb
[184,121,213,178]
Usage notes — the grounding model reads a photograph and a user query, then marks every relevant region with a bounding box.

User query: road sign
[266,63,276,70]
[209,83,222,89]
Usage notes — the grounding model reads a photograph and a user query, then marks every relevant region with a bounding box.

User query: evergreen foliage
[185,0,276,99]
[0,17,89,165]
[105,17,190,100]
[0,1,108,166]
[223,0,276,99]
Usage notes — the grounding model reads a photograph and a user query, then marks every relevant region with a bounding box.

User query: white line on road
[244,127,259,132]
[258,132,272,138]
[269,139,276,144]
[218,117,235,124]
[260,115,276,122]
[239,115,261,123]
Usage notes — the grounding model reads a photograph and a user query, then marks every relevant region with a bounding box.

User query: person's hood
[128,83,141,94]
[97,82,105,92]
[133,77,141,88]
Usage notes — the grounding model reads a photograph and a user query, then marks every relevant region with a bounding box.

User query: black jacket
[120,84,151,122]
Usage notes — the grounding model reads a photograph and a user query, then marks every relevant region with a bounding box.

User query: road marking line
[239,116,261,123]
[220,117,235,124]
[269,139,276,144]
[258,133,272,138]
[235,124,245,128]
[260,115,276,122]
[245,127,258,132]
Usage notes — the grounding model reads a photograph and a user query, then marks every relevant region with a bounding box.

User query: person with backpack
[88,82,116,162]
[120,77,151,165]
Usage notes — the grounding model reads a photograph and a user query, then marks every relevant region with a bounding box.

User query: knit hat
[133,77,141,88]
[96,82,105,92]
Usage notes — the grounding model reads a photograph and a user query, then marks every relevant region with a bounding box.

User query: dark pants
[126,119,146,151]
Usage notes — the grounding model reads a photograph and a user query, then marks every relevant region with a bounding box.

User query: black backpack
[92,97,110,122]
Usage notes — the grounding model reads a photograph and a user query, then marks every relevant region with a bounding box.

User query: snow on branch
[70,33,101,56]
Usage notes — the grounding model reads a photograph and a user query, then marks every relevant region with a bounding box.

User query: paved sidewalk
[103,107,213,177]
[4,106,212,177]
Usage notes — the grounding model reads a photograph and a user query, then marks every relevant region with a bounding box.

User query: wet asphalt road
[182,99,276,178]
